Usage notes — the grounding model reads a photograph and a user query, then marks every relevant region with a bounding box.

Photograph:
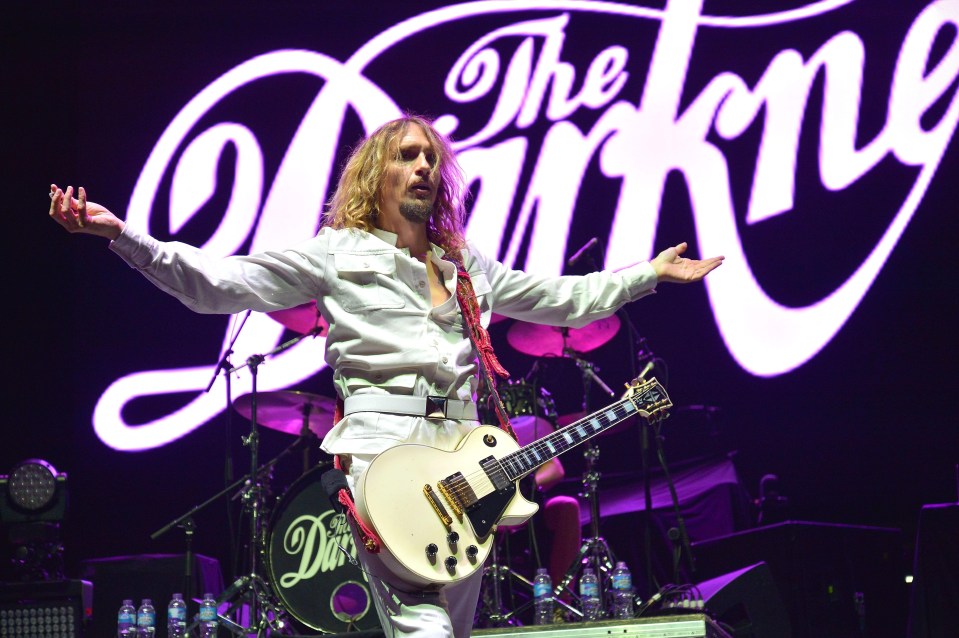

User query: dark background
[3,0,957,633]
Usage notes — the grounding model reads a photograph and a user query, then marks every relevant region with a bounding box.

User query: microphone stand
[206,310,252,578]
[149,439,315,606]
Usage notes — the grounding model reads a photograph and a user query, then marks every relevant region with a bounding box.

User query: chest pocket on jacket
[333,252,405,312]
[470,271,493,318]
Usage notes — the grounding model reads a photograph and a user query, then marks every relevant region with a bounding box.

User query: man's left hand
[651,242,724,283]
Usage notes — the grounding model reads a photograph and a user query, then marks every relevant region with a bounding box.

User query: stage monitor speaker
[78,553,223,638]
[0,579,92,637]
[696,561,791,638]
[691,521,905,638]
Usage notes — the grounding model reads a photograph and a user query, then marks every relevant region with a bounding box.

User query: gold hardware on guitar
[423,484,453,529]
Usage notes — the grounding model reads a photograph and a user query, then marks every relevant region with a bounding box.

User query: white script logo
[93,0,959,450]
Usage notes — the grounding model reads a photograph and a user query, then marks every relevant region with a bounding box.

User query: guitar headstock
[623,377,672,422]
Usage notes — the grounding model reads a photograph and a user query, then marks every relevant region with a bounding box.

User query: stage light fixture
[0,459,67,524]
[8,460,59,512]
[0,459,69,582]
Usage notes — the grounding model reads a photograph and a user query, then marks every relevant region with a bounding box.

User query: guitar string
[440,402,643,502]
[425,393,658,532]
[444,401,639,495]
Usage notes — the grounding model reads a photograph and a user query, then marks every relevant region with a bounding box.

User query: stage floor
[473,613,732,638]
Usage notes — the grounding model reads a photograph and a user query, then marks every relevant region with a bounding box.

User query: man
[49,114,723,637]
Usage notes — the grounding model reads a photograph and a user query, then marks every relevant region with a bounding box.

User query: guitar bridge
[423,485,452,529]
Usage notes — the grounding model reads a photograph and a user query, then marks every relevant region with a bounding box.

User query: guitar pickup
[437,473,475,519]
[423,484,452,529]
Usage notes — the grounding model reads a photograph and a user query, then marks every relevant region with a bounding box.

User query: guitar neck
[499,395,639,481]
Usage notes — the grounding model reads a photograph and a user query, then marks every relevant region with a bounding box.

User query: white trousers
[345,453,484,638]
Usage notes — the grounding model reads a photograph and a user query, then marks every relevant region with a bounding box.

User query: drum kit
[155,299,658,634]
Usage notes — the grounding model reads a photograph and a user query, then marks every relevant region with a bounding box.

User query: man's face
[379,124,439,225]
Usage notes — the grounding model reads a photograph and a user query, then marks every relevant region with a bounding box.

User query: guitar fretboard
[498,394,643,481]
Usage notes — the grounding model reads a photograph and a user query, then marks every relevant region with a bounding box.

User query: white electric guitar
[353,377,671,589]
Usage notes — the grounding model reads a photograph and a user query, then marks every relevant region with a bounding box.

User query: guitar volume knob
[444,556,457,574]
[466,545,478,562]
[447,531,459,551]
[426,543,438,564]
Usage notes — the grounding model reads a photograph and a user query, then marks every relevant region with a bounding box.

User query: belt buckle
[425,396,448,420]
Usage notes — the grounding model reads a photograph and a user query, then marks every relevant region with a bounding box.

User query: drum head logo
[268,469,376,631]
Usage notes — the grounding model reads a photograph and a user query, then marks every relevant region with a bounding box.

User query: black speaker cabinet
[696,561,791,638]
[0,579,93,637]
[907,503,959,638]
[78,553,223,638]
[691,521,905,638]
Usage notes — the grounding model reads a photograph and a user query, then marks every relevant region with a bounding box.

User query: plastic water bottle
[136,599,156,638]
[579,567,602,621]
[610,561,635,619]
[167,593,187,638]
[532,567,554,625]
[117,599,136,638]
[198,592,218,638]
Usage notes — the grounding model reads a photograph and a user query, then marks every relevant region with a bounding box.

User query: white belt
[343,394,479,421]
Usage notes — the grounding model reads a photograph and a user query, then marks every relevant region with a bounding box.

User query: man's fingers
[78,187,88,228]
[48,187,59,217]
[61,185,74,216]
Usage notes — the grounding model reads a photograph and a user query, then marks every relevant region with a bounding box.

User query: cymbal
[267,301,329,336]
[233,390,337,438]
[506,315,620,357]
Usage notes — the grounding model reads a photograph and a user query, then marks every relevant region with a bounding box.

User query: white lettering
[93,1,959,450]
[279,511,357,589]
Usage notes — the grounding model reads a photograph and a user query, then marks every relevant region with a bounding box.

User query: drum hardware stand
[477,506,580,627]
[475,372,533,628]
[552,343,619,615]
[476,530,530,627]
[150,433,312,633]
[206,310,255,574]
[479,535,581,625]
[218,330,322,636]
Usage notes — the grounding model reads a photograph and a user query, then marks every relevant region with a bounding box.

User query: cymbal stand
[477,487,581,627]
[554,344,618,615]
[150,439,307,636]
[476,530,530,627]
[219,331,318,636]
[206,310,253,573]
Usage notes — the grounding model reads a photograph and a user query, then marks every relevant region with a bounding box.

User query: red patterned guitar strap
[332,397,382,553]
[447,252,517,441]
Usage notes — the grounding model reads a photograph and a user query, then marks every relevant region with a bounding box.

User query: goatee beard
[399,199,433,223]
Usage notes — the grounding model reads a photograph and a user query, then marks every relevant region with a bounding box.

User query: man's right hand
[49,184,125,240]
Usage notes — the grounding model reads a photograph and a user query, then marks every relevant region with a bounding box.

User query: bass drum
[267,465,378,633]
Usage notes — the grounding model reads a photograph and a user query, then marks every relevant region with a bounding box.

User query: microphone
[321,469,351,514]
[567,237,599,268]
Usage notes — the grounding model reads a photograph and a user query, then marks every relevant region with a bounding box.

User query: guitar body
[353,425,538,589]
[351,377,670,590]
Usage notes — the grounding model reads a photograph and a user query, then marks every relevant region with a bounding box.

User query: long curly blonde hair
[324,115,467,254]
